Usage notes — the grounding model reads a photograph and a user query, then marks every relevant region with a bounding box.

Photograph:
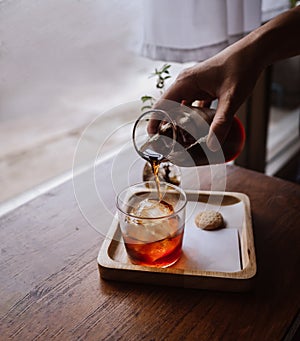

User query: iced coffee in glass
[116,181,187,268]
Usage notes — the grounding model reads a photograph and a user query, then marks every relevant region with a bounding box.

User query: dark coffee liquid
[140,149,164,201]
[123,222,184,267]
[151,159,161,201]
[138,116,245,168]
[170,116,245,167]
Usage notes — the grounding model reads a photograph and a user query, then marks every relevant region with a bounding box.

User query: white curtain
[139,0,290,63]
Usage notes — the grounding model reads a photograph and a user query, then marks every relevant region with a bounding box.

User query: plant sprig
[150,64,171,90]
[141,63,172,111]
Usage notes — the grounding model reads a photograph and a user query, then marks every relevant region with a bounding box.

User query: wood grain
[1,162,300,340]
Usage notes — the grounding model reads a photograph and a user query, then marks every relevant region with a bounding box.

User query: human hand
[159,42,263,151]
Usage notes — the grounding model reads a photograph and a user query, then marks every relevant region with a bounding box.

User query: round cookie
[195,210,225,230]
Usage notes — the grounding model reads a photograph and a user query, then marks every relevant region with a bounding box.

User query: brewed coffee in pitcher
[133,101,245,168]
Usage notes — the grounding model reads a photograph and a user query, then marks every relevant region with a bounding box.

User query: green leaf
[161,64,171,73]
[141,105,153,111]
[141,95,154,102]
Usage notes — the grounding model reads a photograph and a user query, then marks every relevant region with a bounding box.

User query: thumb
[207,96,234,152]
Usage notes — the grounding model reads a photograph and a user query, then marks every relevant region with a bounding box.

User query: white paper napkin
[175,201,243,272]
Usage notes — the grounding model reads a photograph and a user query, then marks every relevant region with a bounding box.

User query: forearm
[159,6,300,150]
[233,6,300,70]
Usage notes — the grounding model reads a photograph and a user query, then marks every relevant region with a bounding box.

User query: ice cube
[127,198,178,242]
[131,198,173,218]
[126,222,167,242]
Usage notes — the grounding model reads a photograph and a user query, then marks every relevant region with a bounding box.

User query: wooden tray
[98,190,256,292]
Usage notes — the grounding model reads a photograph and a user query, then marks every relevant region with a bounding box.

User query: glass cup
[116,181,187,268]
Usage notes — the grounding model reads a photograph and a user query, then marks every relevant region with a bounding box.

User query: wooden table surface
[1,157,300,340]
